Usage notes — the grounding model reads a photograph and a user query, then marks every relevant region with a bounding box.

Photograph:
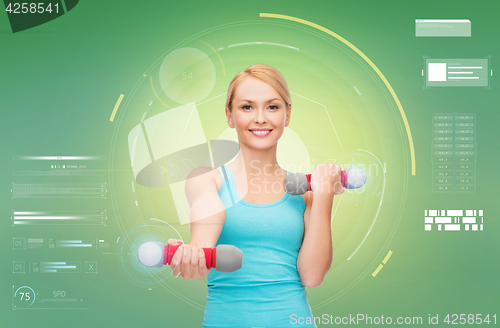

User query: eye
[268,105,279,110]
[242,105,252,110]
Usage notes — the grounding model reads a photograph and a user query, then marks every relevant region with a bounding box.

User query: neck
[230,141,285,177]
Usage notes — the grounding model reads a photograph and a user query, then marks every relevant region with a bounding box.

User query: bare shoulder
[185,167,224,206]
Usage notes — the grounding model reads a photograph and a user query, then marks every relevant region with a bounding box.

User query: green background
[1,0,499,327]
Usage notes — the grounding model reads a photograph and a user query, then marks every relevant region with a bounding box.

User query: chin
[243,139,279,150]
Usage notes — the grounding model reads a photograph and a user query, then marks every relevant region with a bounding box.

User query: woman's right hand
[167,238,211,280]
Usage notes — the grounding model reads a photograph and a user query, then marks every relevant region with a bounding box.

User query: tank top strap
[217,165,236,207]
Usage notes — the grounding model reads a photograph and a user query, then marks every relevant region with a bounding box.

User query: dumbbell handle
[165,244,217,269]
[303,171,348,191]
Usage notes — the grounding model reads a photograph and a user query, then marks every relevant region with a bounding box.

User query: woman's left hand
[310,163,344,198]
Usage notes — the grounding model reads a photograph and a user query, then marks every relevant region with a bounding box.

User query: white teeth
[251,130,271,135]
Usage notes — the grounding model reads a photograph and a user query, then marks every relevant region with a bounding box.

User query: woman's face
[226,77,291,150]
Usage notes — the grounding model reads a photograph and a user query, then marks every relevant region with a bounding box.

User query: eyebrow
[239,98,280,103]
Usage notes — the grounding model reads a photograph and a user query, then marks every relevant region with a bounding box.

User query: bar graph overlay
[55,240,95,248]
[12,210,107,226]
[35,261,80,273]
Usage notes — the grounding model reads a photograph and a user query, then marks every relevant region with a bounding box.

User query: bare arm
[169,167,226,280]
[296,163,343,288]
[186,167,226,247]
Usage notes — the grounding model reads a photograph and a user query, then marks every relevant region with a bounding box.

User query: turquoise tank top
[202,165,316,327]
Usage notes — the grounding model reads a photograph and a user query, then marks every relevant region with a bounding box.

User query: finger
[322,164,329,174]
[167,238,182,246]
[198,247,208,276]
[171,245,182,276]
[328,164,335,180]
[331,164,339,175]
[190,244,199,276]
[335,165,342,178]
[181,244,192,278]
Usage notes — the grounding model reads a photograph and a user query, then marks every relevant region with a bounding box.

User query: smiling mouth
[249,129,273,137]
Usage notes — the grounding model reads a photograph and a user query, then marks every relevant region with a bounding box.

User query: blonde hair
[225,64,291,112]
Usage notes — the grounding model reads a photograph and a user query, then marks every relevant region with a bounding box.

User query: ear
[225,107,234,128]
[285,105,291,127]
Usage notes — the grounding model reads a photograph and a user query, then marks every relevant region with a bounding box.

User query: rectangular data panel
[426,59,489,87]
[432,114,476,192]
[12,183,107,199]
[12,284,87,310]
[416,19,471,37]
[424,209,484,231]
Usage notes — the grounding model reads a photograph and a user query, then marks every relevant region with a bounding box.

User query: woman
[168,64,344,327]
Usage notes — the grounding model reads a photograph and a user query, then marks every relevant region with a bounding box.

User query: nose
[254,108,267,124]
